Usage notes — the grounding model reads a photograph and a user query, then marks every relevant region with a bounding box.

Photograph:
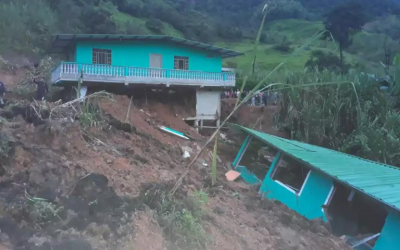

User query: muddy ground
[0,71,350,250]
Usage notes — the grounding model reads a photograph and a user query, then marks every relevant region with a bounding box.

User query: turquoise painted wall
[74,40,222,72]
[259,153,334,221]
[375,212,400,250]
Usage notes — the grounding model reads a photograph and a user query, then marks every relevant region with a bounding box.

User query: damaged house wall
[375,212,400,250]
[229,124,400,250]
[260,154,334,221]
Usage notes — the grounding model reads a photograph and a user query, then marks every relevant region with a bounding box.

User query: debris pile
[0,69,351,249]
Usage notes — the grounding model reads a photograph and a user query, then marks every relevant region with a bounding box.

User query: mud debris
[0,75,351,250]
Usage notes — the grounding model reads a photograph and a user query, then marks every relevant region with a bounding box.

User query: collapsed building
[229,124,400,250]
[49,34,242,128]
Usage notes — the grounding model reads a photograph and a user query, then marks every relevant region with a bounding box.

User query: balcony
[51,62,236,87]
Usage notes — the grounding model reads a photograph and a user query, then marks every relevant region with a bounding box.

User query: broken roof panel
[229,124,400,212]
[49,34,243,58]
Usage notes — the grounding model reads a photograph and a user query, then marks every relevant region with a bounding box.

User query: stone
[28,236,48,246]
[106,159,113,165]
[181,146,194,154]
[213,206,225,215]
[260,198,274,210]
[280,212,293,225]
[182,151,190,159]
[197,158,206,164]
[46,162,55,168]
[0,233,9,242]
[159,170,175,182]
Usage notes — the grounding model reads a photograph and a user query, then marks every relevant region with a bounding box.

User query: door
[150,54,163,78]
[196,90,221,120]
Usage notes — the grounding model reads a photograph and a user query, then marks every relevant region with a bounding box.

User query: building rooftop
[49,34,243,58]
[229,124,400,212]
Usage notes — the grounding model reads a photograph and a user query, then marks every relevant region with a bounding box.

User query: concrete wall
[74,40,223,73]
[375,212,400,250]
[260,153,334,221]
[196,90,221,120]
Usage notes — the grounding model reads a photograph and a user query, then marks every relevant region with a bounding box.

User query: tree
[305,50,347,73]
[145,19,163,33]
[81,2,118,34]
[323,3,367,65]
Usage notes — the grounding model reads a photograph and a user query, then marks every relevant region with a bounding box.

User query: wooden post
[125,96,133,124]
[77,68,83,99]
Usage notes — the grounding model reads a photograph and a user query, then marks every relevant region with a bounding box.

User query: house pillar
[374,212,400,250]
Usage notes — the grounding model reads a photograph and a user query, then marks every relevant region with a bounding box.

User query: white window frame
[174,56,189,70]
[270,155,310,195]
[92,48,112,65]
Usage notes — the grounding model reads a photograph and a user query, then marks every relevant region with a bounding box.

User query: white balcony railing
[51,62,236,86]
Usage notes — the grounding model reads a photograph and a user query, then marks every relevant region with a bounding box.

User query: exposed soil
[0,68,350,250]
[221,98,288,138]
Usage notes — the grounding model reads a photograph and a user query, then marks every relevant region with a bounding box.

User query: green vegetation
[323,2,367,65]
[0,0,399,75]
[79,101,105,129]
[26,196,64,224]
[305,51,347,73]
[0,132,12,160]
[276,67,400,167]
[142,185,210,249]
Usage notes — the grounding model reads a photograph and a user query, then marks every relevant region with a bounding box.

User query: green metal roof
[49,34,243,58]
[229,124,400,212]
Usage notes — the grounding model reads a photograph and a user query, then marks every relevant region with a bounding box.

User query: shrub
[224,61,238,69]
[364,15,400,40]
[305,50,348,73]
[276,69,400,167]
[0,0,57,54]
[0,132,12,160]
[272,44,292,53]
[142,185,210,249]
[217,25,243,40]
[266,0,314,21]
[145,19,164,33]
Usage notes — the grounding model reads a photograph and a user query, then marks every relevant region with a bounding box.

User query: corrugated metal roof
[49,34,243,58]
[229,124,400,212]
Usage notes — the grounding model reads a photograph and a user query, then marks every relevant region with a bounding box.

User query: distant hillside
[0,0,399,75]
[1,0,399,54]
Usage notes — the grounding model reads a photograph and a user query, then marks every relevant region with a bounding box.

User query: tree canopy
[323,2,367,65]
[0,0,398,55]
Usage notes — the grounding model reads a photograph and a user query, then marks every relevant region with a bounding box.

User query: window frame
[270,154,310,195]
[174,56,189,70]
[92,48,112,65]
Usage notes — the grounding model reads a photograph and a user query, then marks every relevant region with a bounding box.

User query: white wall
[196,90,221,120]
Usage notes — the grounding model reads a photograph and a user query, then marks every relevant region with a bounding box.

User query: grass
[266,19,324,44]
[220,18,387,72]
[112,12,184,38]
[220,41,358,72]
[142,185,210,249]
[0,132,12,159]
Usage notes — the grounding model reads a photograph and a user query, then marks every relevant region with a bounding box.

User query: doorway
[327,183,387,248]
[150,54,163,78]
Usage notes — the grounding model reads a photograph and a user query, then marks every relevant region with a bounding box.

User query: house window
[92,49,112,65]
[271,154,310,193]
[174,56,189,70]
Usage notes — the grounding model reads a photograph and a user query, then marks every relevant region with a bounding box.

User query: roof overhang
[49,34,243,58]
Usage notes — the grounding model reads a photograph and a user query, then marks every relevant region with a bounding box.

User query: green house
[49,34,242,126]
[230,124,400,250]
[50,34,241,88]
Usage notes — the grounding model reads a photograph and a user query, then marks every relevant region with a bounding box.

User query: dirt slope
[221,98,288,138]
[0,76,349,250]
